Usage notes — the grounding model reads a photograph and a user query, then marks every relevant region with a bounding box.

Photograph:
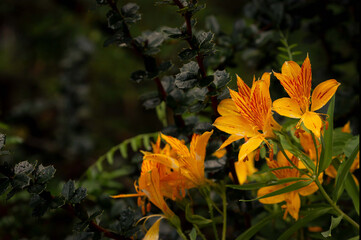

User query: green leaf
[277,207,332,240]
[27,183,46,194]
[227,177,311,190]
[0,177,9,195]
[62,180,75,201]
[212,70,230,89]
[175,61,199,89]
[29,194,50,217]
[344,170,360,215]
[189,228,197,240]
[344,136,359,158]
[0,133,6,150]
[69,187,87,204]
[121,3,141,24]
[348,236,360,240]
[333,142,359,201]
[36,164,56,184]
[185,203,212,226]
[12,173,31,189]
[239,180,313,202]
[236,212,281,240]
[14,161,35,175]
[318,96,335,174]
[332,129,353,156]
[275,131,316,172]
[179,48,197,61]
[321,215,343,238]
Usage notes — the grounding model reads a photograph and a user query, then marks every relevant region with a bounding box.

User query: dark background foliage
[0,0,359,239]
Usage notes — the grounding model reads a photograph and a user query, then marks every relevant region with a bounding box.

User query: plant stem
[193,224,207,240]
[314,177,360,230]
[176,226,189,240]
[205,194,220,240]
[221,183,227,240]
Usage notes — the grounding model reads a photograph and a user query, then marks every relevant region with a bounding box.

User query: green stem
[310,132,320,174]
[193,224,207,240]
[176,226,189,240]
[314,177,359,230]
[200,187,219,240]
[221,183,227,240]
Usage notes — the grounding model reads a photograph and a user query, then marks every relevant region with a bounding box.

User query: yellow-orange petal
[217,99,240,116]
[273,97,303,118]
[238,135,264,162]
[218,134,243,150]
[260,72,271,87]
[236,74,251,98]
[143,217,163,240]
[257,185,286,204]
[160,133,190,158]
[310,79,340,112]
[342,121,351,133]
[213,115,257,137]
[143,154,180,171]
[300,55,312,99]
[281,60,301,80]
[190,130,213,180]
[286,191,300,220]
[234,151,257,185]
[300,111,323,138]
[325,165,337,178]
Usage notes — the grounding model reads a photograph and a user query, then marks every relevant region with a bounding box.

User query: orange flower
[257,151,322,220]
[273,55,340,138]
[143,130,213,187]
[213,73,281,162]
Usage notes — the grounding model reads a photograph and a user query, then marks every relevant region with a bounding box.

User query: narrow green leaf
[344,136,359,158]
[119,143,128,159]
[106,151,114,165]
[236,212,281,240]
[321,215,343,238]
[348,236,360,240]
[62,180,75,201]
[227,177,311,191]
[344,171,360,215]
[318,96,335,174]
[239,180,313,202]
[277,207,332,240]
[333,142,359,201]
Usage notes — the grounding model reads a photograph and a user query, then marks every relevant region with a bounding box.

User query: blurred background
[0,0,359,238]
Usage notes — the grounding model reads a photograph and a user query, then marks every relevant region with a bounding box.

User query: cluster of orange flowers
[112,56,358,238]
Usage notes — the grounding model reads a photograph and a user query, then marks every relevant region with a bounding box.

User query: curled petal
[143,217,163,240]
[238,135,264,162]
[300,111,323,138]
[257,185,286,204]
[311,79,340,111]
[260,72,271,87]
[273,98,303,118]
[161,134,190,158]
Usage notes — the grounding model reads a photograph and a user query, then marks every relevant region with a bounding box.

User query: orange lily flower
[273,55,340,138]
[257,150,322,220]
[213,73,281,162]
[143,130,213,187]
